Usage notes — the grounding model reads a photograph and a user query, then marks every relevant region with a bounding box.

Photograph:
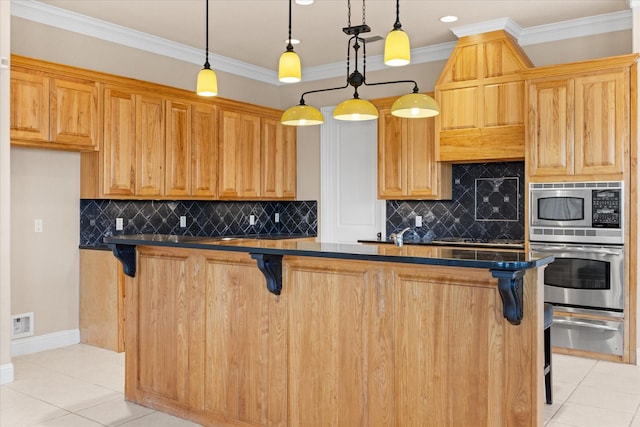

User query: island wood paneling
[124,246,543,426]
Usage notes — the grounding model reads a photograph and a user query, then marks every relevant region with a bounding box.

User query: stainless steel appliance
[529,243,624,311]
[529,181,625,356]
[529,181,623,245]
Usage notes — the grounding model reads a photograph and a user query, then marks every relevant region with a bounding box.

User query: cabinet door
[261,117,296,199]
[574,70,627,177]
[50,78,99,149]
[136,95,165,197]
[191,103,218,198]
[165,100,191,197]
[406,116,438,197]
[219,109,261,199]
[103,88,136,196]
[10,70,50,142]
[527,78,574,177]
[377,105,406,198]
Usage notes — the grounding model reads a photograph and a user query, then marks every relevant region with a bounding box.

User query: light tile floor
[1,344,639,426]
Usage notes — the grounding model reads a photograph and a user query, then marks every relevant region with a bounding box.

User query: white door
[320,107,385,243]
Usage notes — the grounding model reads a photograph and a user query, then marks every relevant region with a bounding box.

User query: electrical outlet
[115,217,124,231]
[34,219,43,233]
[275,213,280,223]
[415,215,423,227]
[180,216,187,228]
[249,214,256,226]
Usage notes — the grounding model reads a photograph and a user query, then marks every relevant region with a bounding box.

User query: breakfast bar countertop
[104,233,552,272]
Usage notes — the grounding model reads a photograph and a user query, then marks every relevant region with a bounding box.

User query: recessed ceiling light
[440,15,458,23]
[285,38,301,45]
[295,0,314,5]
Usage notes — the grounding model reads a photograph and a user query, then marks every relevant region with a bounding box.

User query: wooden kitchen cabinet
[11,65,100,151]
[102,87,137,196]
[135,94,166,197]
[165,100,192,197]
[93,88,194,198]
[79,249,125,352]
[375,97,451,200]
[9,53,292,201]
[261,116,296,199]
[191,102,218,198]
[526,56,633,181]
[218,108,262,199]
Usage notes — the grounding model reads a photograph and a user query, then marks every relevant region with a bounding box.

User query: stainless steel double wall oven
[529,181,625,356]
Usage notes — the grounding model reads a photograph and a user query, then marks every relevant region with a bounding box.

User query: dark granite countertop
[104,234,552,271]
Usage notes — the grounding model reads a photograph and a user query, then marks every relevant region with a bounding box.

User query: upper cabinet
[11,60,100,152]
[218,108,297,200]
[261,117,297,199]
[218,108,262,199]
[435,30,533,162]
[191,103,219,198]
[375,97,452,200]
[525,55,636,181]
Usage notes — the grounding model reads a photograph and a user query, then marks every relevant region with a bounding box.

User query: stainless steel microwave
[529,181,623,244]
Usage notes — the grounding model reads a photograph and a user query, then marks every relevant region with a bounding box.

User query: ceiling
[17,0,633,81]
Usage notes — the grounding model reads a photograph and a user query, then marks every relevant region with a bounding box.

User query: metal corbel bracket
[251,253,283,296]
[110,244,137,277]
[491,269,525,325]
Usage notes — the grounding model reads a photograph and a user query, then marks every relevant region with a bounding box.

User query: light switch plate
[249,215,256,226]
[180,216,187,228]
[116,217,124,231]
[275,213,280,223]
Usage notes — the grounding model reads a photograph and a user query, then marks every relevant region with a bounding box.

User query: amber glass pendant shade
[384,29,410,66]
[281,104,324,126]
[333,98,379,121]
[391,92,439,118]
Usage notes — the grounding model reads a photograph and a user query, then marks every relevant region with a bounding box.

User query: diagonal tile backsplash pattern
[80,199,317,248]
[387,162,524,241]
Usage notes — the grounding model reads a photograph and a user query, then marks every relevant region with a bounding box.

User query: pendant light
[391,90,439,118]
[279,0,302,83]
[384,0,410,66]
[281,0,439,126]
[196,0,218,97]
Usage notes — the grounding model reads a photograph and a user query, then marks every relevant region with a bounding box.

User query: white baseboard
[11,328,80,357]
[0,362,14,385]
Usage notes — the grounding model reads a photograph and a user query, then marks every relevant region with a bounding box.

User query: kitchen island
[105,234,553,427]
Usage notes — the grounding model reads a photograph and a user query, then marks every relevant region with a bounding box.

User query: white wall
[1,0,12,383]
[10,149,80,336]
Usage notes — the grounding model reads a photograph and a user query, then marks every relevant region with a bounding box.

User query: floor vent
[11,312,34,339]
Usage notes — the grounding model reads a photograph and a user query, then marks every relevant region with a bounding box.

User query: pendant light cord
[394,0,401,29]
[204,0,210,67]
[287,0,294,51]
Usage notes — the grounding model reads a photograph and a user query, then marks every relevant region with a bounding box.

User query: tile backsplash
[80,199,317,248]
[386,162,524,241]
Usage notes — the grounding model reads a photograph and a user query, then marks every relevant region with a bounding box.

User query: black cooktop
[431,237,525,249]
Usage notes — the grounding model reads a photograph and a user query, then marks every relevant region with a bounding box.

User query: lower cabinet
[79,249,125,352]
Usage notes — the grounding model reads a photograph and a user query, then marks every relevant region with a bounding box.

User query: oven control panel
[592,189,621,228]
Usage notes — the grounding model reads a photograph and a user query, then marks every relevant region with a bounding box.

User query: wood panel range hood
[435,30,534,163]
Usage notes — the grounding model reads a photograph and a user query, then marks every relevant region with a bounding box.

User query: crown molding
[10,0,278,84]
[11,0,633,85]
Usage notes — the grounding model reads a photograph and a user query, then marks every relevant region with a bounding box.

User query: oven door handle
[553,318,619,331]
[532,246,622,256]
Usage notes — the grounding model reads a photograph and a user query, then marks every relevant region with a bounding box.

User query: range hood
[435,30,534,163]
